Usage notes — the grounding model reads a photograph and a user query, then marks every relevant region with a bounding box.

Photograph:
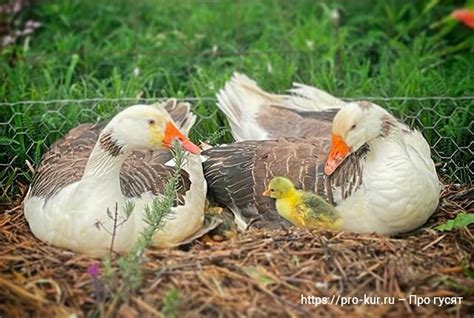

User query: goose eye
[148,119,156,125]
[350,124,357,130]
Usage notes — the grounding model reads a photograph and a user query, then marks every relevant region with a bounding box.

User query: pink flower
[452,9,474,29]
[87,262,100,279]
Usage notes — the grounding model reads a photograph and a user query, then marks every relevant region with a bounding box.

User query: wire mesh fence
[0,96,473,201]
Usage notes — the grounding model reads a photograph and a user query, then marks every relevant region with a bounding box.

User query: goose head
[262,176,297,199]
[324,101,393,175]
[103,105,201,154]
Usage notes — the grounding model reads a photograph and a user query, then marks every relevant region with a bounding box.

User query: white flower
[133,67,140,77]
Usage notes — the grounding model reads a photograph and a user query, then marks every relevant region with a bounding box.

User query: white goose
[324,102,440,233]
[24,100,209,256]
[203,73,440,234]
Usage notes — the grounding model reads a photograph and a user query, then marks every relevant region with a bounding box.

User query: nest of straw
[1,183,473,317]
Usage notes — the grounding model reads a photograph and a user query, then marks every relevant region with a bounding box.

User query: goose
[24,100,210,256]
[203,74,440,234]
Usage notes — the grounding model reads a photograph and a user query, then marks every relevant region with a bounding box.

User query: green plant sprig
[103,141,186,301]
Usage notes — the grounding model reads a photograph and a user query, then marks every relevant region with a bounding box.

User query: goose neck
[82,133,126,180]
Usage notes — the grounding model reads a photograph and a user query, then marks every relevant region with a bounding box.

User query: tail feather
[157,99,197,135]
[288,83,347,110]
[216,72,348,141]
[216,73,272,141]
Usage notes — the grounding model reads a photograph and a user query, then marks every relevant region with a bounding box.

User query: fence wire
[1,96,473,201]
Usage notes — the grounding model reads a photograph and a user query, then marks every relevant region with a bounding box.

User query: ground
[0,184,473,316]
[0,0,473,316]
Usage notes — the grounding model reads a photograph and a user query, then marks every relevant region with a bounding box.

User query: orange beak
[324,134,351,175]
[163,122,201,154]
[262,189,271,197]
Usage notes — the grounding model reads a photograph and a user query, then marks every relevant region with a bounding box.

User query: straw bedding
[0,183,472,317]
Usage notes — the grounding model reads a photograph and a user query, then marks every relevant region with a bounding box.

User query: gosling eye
[350,124,357,131]
[148,119,156,125]
[270,189,275,192]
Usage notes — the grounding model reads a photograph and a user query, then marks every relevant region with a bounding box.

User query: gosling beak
[262,189,271,197]
[163,122,201,154]
[324,134,351,175]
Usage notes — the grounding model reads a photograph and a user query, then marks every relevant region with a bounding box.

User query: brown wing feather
[163,99,187,125]
[256,105,336,139]
[29,123,99,198]
[162,99,195,134]
[203,137,330,228]
[120,149,190,204]
[203,137,365,229]
[30,103,192,201]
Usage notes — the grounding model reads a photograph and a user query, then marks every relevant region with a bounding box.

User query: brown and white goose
[203,74,440,234]
[24,100,209,256]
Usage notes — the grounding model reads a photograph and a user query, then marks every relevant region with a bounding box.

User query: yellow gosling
[263,177,342,230]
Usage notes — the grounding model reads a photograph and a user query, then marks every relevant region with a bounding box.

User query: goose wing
[203,137,330,229]
[29,123,98,199]
[29,101,195,201]
[216,72,344,141]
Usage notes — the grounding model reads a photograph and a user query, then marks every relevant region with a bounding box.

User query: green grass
[1,0,473,200]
